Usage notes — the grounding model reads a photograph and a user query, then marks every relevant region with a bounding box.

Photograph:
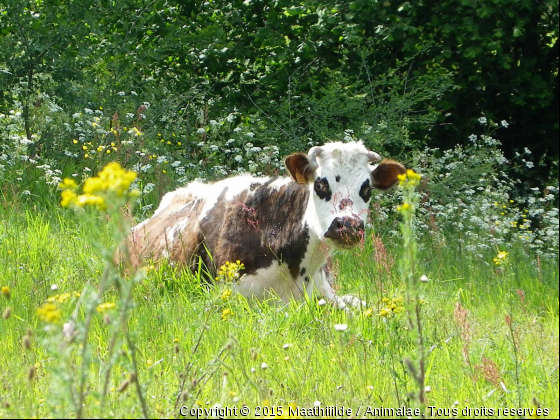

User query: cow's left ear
[371,159,406,190]
[285,153,315,184]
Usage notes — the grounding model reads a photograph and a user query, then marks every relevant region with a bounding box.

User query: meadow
[0,2,558,417]
[0,139,558,418]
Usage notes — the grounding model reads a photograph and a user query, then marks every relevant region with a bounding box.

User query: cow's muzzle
[324,216,365,247]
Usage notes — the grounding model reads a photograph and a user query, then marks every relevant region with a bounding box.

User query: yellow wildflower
[36,303,62,324]
[46,292,72,304]
[493,251,509,266]
[76,194,106,210]
[96,302,116,313]
[2,286,10,299]
[59,178,78,190]
[398,169,422,186]
[221,308,234,321]
[221,288,232,301]
[379,307,392,318]
[216,260,245,282]
[60,189,78,208]
[378,296,404,318]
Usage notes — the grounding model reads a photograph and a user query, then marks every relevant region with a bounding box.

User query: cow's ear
[371,159,406,190]
[285,153,314,184]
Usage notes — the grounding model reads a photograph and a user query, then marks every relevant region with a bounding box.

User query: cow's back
[127,176,311,281]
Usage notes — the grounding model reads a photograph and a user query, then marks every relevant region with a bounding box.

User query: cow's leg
[311,267,365,310]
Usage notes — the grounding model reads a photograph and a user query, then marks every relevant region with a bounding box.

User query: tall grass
[1,170,558,418]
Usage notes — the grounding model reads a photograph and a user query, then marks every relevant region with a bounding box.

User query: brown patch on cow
[284,153,314,184]
[199,181,310,280]
[125,192,206,270]
[371,159,406,190]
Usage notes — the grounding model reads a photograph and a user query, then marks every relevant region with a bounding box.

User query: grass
[0,193,558,419]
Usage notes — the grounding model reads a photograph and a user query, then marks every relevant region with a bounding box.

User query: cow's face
[285,142,405,249]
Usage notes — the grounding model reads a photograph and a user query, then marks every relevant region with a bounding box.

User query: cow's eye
[359,179,372,202]
[314,177,332,201]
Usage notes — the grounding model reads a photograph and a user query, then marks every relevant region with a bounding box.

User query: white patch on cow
[234,261,305,302]
[195,175,262,220]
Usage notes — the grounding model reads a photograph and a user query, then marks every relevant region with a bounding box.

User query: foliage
[1,0,557,166]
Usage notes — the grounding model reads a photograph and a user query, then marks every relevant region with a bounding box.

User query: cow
[126,141,405,309]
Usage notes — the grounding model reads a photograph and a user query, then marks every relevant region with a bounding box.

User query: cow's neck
[301,187,335,275]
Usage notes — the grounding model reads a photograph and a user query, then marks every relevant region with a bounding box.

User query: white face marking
[304,142,374,243]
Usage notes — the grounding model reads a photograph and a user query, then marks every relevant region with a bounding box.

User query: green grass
[0,199,558,419]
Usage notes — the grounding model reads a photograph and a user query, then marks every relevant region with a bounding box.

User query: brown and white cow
[127,141,405,308]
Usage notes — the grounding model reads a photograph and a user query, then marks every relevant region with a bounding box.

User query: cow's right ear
[285,153,314,184]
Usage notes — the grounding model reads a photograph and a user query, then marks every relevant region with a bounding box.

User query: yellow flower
[379,307,392,318]
[2,286,10,299]
[363,308,374,317]
[76,194,106,210]
[216,261,245,282]
[97,302,116,313]
[46,292,72,304]
[398,169,422,186]
[36,303,62,324]
[493,251,509,266]
[59,178,78,190]
[406,169,421,180]
[221,308,234,321]
[82,162,137,197]
[221,288,232,301]
[60,189,78,208]
[378,296,404,317]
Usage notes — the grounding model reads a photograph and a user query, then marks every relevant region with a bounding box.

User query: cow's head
[285,141,405,249]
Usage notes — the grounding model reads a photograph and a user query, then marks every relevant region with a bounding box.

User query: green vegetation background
[0,1,558,419]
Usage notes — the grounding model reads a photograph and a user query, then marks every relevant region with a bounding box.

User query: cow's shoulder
[198,175,310,278]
